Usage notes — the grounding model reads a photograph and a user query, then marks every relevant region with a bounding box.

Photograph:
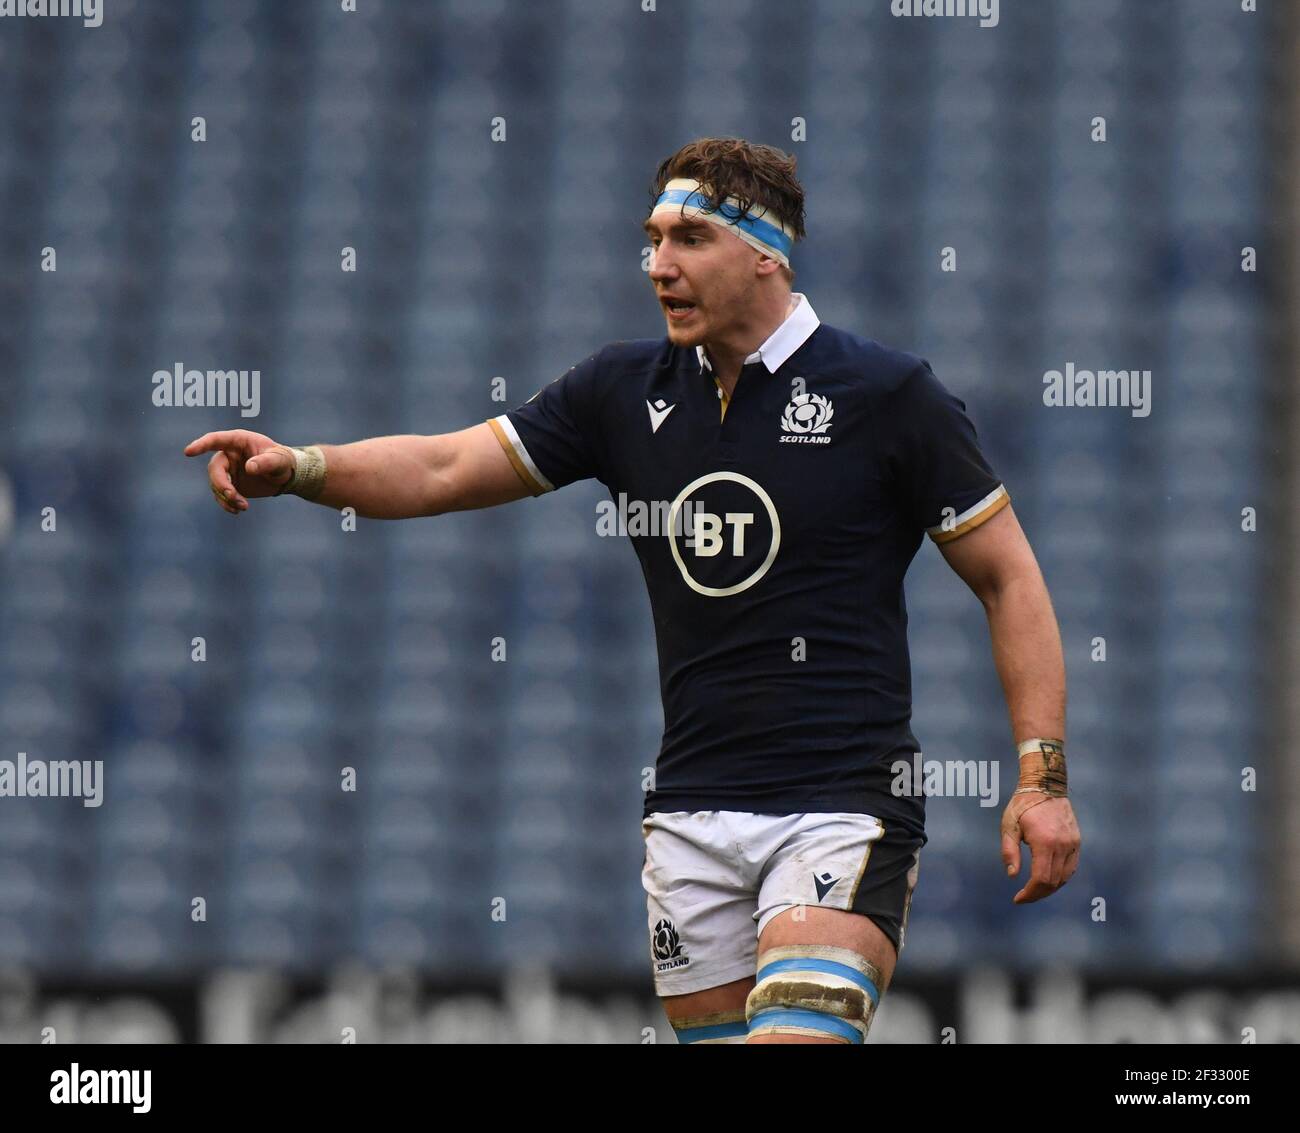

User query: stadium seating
[0,0,1274,980]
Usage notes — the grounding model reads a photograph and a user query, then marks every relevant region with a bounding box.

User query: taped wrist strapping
[1013,737,1067,797]
[276,445,327,500]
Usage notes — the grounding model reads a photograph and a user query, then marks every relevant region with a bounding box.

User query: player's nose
[647,251,678,280]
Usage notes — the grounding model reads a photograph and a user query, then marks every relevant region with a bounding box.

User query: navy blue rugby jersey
[485,293,1008,840]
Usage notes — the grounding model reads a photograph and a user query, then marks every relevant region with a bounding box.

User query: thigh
[750,815,923,1043]
[759,905,898,990]
[755,812,922,965]
[659,975,756,1040]
[642,813,759,1040]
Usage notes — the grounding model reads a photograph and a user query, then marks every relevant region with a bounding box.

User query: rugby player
[185,137,1081,1045]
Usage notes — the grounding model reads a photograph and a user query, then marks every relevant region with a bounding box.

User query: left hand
[1000,794,1081,904]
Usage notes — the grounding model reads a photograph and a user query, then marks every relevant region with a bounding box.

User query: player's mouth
[662,297,697,321]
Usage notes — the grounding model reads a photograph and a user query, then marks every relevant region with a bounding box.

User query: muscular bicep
[433,421,537,513]
[937,503,1041,604]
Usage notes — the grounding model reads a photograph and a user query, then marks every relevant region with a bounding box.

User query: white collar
[696,292,821,375]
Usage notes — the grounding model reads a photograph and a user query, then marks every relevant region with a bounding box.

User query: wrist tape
[1013,737,1067,798]
[278,445,327,500]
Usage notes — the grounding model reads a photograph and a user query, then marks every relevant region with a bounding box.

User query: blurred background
[0,0,1296,1042]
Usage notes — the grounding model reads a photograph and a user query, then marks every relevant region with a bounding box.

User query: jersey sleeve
[486,349,607,495]
[880,362,1009,544]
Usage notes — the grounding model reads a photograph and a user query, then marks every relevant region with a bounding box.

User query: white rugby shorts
[641,809,923,996]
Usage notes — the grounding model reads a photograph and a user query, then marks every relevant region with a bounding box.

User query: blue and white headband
[650,177,796,268]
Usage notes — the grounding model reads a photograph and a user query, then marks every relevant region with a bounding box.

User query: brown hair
[648,137,806,282]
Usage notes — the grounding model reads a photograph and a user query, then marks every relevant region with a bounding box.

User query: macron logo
[647,399,676,433]
[814,871,840,901]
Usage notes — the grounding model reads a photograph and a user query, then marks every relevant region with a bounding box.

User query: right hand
[183,429,298,514]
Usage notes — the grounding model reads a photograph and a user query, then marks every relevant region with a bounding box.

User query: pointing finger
[185,431,245,457]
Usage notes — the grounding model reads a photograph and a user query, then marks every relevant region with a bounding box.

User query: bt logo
[688,511,754,557]
[667,472,780,597]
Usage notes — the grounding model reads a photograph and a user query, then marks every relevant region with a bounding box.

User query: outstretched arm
[937,503,1082,904]
[183,423,532,519]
